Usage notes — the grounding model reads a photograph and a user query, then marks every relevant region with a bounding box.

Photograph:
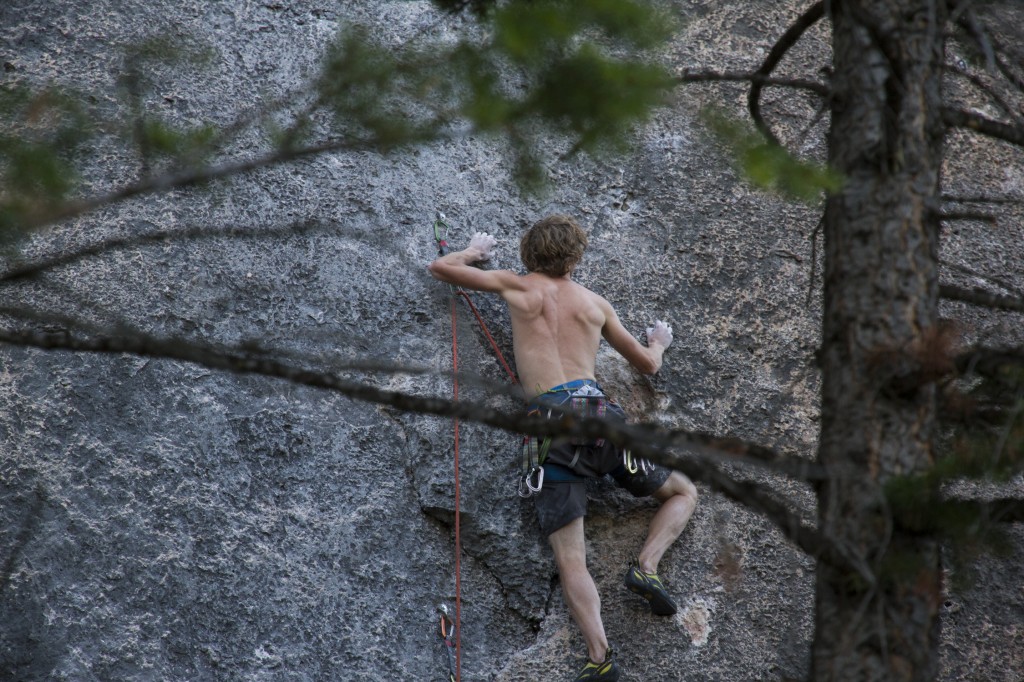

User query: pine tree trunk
[814,1,946,680]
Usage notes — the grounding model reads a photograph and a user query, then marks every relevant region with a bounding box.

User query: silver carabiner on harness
[518,465,544,497]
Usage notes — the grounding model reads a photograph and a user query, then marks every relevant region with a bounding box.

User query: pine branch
[0,219,327,283]
[942,106,1024,147]
[0,321,817,477]
[941,260,1024,300]
[676,70,828,96]
[955,346,1024,377]
[0,319,879,575]
[693,462,875,584]
[940,283,1024,313]
[954,5,997,73]
[897,497,1024,530]
[747,1,826,145]
[946,63,1022,126]
[942,193,1024,205]
[955,6,1024,93]
[16,133,447,233]
[939,210,997,224]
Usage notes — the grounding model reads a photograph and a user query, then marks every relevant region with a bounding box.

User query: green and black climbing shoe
[624,559,677,616]
[574,646,620,681]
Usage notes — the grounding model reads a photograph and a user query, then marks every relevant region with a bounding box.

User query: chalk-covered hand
[468,232,497,261]
[646,320,673,348]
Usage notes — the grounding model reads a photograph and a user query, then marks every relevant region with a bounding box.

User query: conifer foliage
[2,2,1023,680]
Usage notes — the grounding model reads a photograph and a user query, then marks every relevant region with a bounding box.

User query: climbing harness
[432,212,518,682]
[518,382,651,497]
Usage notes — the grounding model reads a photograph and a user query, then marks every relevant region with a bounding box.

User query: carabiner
[518,465,544,497]
[437,603,457,682]
[434,212,451,257]
[528,465,544,494]
[438,608,451,639]
[623,450,639,474]
[517,477,531,498]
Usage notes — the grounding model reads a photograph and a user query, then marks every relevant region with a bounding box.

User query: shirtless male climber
[428,214,698,681]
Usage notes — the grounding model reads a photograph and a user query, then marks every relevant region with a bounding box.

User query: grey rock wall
[1,1,1021,680]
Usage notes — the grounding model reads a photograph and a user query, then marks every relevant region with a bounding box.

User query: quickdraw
[518,466,544,497]
[433,211,453,258]
[438,604,457,682]
[518,411,551,497]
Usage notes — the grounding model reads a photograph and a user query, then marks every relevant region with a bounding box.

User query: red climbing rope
[435,214,519,682]
[450,296,463,682]
[454,290,519,385]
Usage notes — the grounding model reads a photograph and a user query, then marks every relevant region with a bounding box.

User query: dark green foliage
[529,45,675,154]
[11,33,220,228]
[886,469,1015,589]
[703,109,842,202]
[864,344,1024,588]
[316,27,451,151]
[474,0,675,183]
[0,86,92,245]
[118,34,217,91]
[887,379,1022,588]
[487,0,675,152]
[891,391,1022,522]
[455,46,516,132]
[137,119,219,164]
[509,129,548,195]
[2,2,679,235]
[0,32,225,244]
[492,0,672,60]
[117,35,222,172]
[958,360,1024,427]
[493,3,579,61]
[943,413,1023,482]
[877,546,933,588]
[941,351,1024,483]
[316,1,676,185]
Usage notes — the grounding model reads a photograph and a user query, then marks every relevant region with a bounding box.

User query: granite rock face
[1,1,1022,680]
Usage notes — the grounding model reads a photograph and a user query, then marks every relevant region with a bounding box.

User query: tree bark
[814,1,946,680]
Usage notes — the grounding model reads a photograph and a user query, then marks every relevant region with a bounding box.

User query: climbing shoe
[574,646,620,681]
[624,559,677,616]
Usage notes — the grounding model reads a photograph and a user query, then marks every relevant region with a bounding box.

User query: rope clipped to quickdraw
[435,212,464,682]
[432,212,519,682]
[438,604,457,682]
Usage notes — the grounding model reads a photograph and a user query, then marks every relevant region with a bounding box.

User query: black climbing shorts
[525,380,672,538]
[534,462,672,537]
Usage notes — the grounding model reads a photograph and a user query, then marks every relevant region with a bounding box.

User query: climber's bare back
[427,234,667,400]
[500,273,610,396]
